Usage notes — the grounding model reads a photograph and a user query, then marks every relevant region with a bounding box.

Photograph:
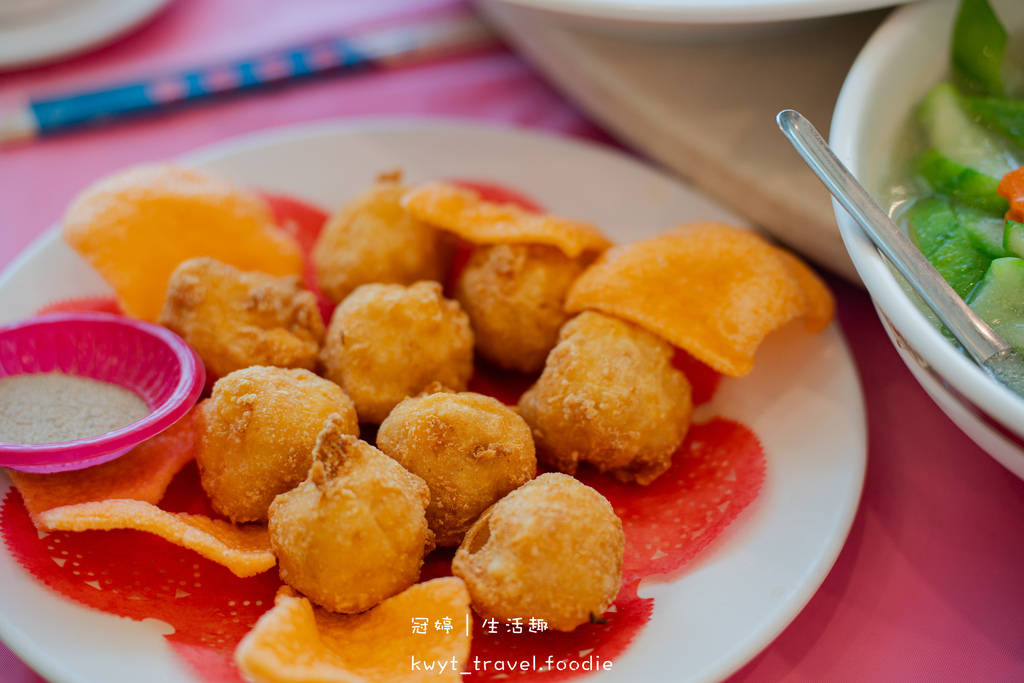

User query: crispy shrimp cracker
[37,500,274,578]
[62,163,303,322]
[402,182,611,258]
[7,409,196,525]
[772,247,835,333]
[565,222,834,377]
[235,577,471,683]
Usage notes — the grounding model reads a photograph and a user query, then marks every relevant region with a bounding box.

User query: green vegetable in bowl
[963,96,1024,148]
[915,148,1008,214]
[968,257,1024,349]
[917,82,1017,178]
[1005,219,1024,257]
[895,0,1024,351]
[905,196,994,298]
[952,0,1007,95]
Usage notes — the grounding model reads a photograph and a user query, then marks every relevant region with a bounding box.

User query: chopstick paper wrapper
[0,14,495,145]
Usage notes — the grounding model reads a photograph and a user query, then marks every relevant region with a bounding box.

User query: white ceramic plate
[0,119,866,683]
[483,0,911,30]
[0,0,170,71]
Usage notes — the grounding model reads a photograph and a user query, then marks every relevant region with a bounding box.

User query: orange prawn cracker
[7,409,196,525]
[235,577,471,683]
[38,500,275,578]
[772,247,835,334]
[62,163,303,322]
[402,182,611,258]
[565,222,834,377]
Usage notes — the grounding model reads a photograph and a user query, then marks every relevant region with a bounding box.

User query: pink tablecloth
[2,1,1023,681]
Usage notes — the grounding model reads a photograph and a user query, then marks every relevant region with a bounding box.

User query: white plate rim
[0,117,867,683]
[0,0,171,71]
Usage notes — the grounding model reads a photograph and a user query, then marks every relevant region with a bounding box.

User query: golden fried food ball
[454,243,586,374]
[269,415,434,613]
[158,257,323,380]
[195,366,358,523]
[452,473,623,632]
[376,385,537,546]
[518,311,692,485]
[312,175,452,304]
[320,281,474,424]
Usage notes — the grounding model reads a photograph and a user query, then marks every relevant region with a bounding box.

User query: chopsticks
[0,13,497,146]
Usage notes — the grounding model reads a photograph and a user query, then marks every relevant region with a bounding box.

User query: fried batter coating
[320,281,474,424]
[376,386,537,546]
[452,473,623,632]
[312,175,452,304]
[195,366,358,523]
[158,257,324,379]
[518,311,692,485]
[268,415,434,613]
[454,244,586,374]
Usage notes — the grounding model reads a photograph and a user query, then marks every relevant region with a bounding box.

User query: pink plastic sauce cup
[0,312,204,472]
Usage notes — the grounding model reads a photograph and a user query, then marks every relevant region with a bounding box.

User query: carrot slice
[998,165,1024,223]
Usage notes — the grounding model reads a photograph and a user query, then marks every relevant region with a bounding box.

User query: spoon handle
[776,109,1010,367]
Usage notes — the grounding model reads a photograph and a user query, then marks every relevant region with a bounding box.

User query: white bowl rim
[488,0,911,26]
[830,0,1024,442]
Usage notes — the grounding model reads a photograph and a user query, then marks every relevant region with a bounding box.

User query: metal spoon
[776,108,1024,397]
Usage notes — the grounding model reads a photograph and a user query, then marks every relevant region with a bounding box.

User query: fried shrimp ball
[158,257,324,379]
[320,281,474,424]
[195,366,358,523]
[269,414,434,614]
[376,385,537,547]
[452,473,623,632]
[312,174,451,304]
[454,243,586,374]
[518,311,692,485]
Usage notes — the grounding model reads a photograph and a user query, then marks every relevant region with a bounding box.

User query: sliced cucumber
[952,0,1007,95]
[905,196,992,298]
[906,195,958,255]
[959,205,1008,258]
[917,83,1019,178]
[968,257,1024,351]
[963,96,1024,150]
[915,147,1010,215]
[1004,220,1024,258]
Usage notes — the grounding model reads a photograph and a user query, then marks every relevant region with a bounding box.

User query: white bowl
[481,0,912,41]
[830,0,1024,479]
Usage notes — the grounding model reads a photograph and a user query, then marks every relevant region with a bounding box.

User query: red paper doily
[10,189,763,683]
